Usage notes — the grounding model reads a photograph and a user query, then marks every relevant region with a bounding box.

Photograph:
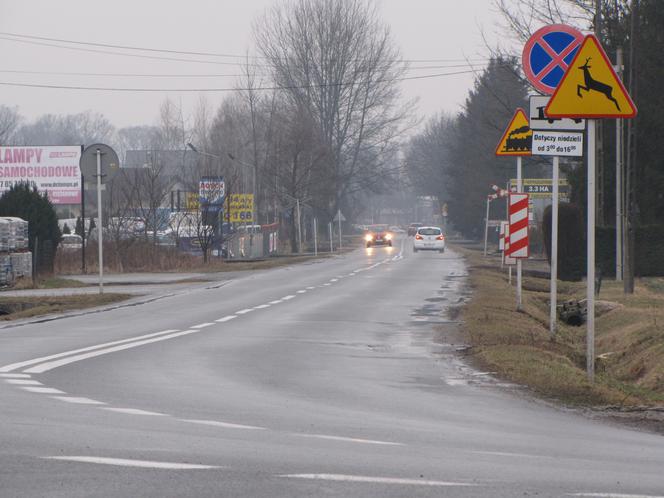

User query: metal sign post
[483,197,490,256]
[516,157,523,311]
[95,149,104,294]
[313,218,318,256]
[587,120,596,381]
[550,156,560,337]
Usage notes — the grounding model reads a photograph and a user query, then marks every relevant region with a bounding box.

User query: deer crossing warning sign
[495,108,532,157]
[546,34,637,119]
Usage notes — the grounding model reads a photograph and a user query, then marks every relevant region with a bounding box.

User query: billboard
[0,146,82,204]
[199,176,225,206]
[228,194,254,223]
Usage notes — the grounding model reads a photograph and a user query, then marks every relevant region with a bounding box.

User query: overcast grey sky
[1,0,505,129]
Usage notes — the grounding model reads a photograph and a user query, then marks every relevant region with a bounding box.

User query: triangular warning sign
[546,34,636,119]
[495,108,532,157]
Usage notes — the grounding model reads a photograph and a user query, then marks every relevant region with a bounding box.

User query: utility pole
[615,47,624,281]
[624,0,639,294]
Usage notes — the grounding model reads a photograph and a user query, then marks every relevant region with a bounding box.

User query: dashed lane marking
[4,379,42,385]
[181,419,266,430]
[215,315,237,323]
[192,322,214,329]
[296,434,404,446]
[43,456,221,470]
[236,308,254,315]
[0,329,179,373]
[102,408,167,416]
[254,304,270,309]
[330,278,338,282]
[280,474,477,487]
[296,290,306,294]
[0,373,31,378]
[568,494,664,498]
[23,330,199,374]
[281,295,296,300]
[51,396,106,405]
[306,287,316,290]
[269,300,283,305]
[21,386,65,394]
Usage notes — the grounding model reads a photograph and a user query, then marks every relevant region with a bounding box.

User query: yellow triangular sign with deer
[495,108,532,156]
[546,34,636,118]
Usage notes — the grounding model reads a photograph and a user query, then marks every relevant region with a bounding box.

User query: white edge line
[0,329,179,373]
[297,434,403,446]
[102,408,167,416]
[280,474,476,487]
[43,456,220,470]
[21,386,65,394]
[51,396,106,405]
[568,494,664,498]
[24,330,199,374]
[215,315,237,322]
[181,419,266,430]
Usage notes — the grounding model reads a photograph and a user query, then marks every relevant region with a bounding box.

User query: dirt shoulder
[0,294,132,321]
[454,244,664,420]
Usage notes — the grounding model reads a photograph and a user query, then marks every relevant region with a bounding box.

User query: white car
[413,226,445,253]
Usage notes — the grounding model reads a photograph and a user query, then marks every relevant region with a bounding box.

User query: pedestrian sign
[495,108,532,156]
[546,34,637,119]
[522,24,584,95]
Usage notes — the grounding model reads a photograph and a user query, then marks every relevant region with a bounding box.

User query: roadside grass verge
[10,277,87,290]
[0,294,131,321]
[456,245,664,407]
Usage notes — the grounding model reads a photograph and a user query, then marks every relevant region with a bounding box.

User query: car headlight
[385,233,392,240]
[365,234,373,241]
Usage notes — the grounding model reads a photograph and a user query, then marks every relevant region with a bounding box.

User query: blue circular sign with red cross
[522,24,584,95]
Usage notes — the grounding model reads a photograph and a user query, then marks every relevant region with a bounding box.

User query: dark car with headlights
[364,224,393,248]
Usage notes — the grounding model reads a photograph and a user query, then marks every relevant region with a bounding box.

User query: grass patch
[10,277,87,290]
[0,294,132,321]
[455,245,664,407]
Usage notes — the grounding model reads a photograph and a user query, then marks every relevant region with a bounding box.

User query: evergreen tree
[62,224,71,235]
[0,183,61,267]
[75,217,84,237]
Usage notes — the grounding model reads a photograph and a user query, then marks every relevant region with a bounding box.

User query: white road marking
[280,474,476,487]
[103,408,167,416]
[22,387,65,394]
[470,450,546,459]
[254,304,270,309]
[5,379,42,385]
[281,295,296,300]
[0,329,179,373]
[323,283,331,286]
[269,300,283,305]
[51,396,106,405]
[192,323,214,329]
[43,456,220,470]
[0,373,31,378]
[24,329,199,374]
[306,286,316,290]
[569,494,664,498]
[236,308,254,315]
[330,278,338,282]
[215,315,237,323]
[297,434,403,446]
[181,419,266,430]
[296,290,306,294]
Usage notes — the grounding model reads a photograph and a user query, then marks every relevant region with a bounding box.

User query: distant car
[60,234,82,251]
[407,222,423,236]
[364,224,393,248]
[413,226,445,253]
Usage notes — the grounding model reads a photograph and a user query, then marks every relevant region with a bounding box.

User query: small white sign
[529,95,585,131]
[532,131,584,157]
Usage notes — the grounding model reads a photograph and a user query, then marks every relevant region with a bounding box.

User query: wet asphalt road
[0,236,663,497]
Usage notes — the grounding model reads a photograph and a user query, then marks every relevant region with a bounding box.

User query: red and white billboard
[0,146,82,204]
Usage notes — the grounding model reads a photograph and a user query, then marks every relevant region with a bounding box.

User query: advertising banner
[228,194,254,223]
[0,146,82,204]
[199,176,225,206]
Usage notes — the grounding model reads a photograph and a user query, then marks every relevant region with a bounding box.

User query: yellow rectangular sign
[228,194,254,223]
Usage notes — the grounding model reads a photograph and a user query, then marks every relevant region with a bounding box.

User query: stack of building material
[4,217,29,251]
[10,252,32,278]
[0,218,10,253]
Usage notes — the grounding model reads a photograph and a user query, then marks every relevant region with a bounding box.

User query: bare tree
[0,106,21,144]
[254,0,412,221]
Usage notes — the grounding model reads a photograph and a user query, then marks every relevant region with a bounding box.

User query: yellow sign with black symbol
[495,108,532,156]
[546,34,636,119]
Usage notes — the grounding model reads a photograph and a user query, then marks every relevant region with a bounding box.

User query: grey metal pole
[616,47,624,281]
[483,198,490,256]
[337,209,342,251]
[587,120,597,381]
[550,156,560,337]
[313,217,318,256]
[96,149,104,295]
[516,156,523,311]
[296,198,302,254]
[329,222,333,253]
